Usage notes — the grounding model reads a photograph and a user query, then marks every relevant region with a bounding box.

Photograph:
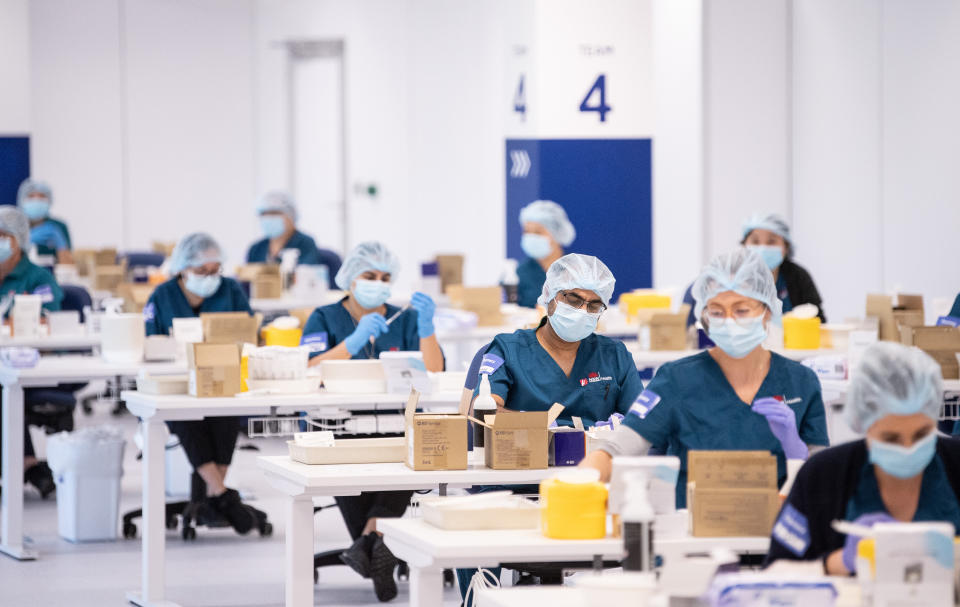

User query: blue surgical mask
[22,200,51,221]
[521,233,553,260]
[0,237,13,263]
[869,431,937,479]
[549,301,599,342]
[353,278,391,309]
[260,216,286,239]
[747,245,784,271]
[183,272,222,298]
[708,316,767,358]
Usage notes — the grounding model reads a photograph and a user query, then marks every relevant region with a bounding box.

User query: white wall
[0,0,31,134]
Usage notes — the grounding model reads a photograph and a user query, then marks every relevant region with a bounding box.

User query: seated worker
[143,232,259,534]
[17,178,74,265]
[0,206,64,497]
[246,191,341,288]
[516,200,576,308]
[950,292,960,319]
[581,248,830,507]
[682,212,826,326]
[300,241,442,602]
[456,253,642,599]
[766,342,960,574]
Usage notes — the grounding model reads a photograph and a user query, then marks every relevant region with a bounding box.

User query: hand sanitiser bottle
[472,374,497,462]
[622,472,655,572]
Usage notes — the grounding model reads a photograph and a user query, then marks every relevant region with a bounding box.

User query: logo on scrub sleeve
[301,332,328,353]
[142,302,156,322]
[32,284,53,303]
[478,353,504,375]
[628,389,661,419]
[772,503,811,557]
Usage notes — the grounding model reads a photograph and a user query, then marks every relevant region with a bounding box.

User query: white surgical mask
[708,316,767,358]
[353,279,391,309]
[184,272,222,298]
[549,301,600,342]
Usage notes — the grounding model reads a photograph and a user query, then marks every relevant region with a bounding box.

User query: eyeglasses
[703,302,765,327]
[189,265,222,278]
[557,291,606,314]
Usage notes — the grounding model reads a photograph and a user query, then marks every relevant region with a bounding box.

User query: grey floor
[1,390,463,607]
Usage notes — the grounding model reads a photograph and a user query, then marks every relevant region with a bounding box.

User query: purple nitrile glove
[753,397,808,460]
[841,512,896,573]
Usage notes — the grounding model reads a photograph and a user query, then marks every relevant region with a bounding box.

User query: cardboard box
[200,312,260,345]
[116,283,154,313]
[649,304,691,351]
[251,274,283,299]
[404,389,469,471]
[473,403,564,470]
[446,285,503,326]
[900,325,960,379]
[687,450,779,537]
[92,265,126,292]
[435,254,464,293]
[187,343,242,397]
[867,294,924,341]
[151,241,176,257]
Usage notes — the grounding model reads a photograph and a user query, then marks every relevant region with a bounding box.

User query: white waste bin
[47,426,126,542]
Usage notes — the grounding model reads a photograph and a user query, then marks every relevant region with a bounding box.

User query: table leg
[127,419,178,606]
[285,494,315,607]
[409,566,444,607]
[0,382,35,560]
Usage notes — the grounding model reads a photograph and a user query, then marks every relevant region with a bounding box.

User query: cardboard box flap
[190,343,241,367]
[547,403,564,426]
[897,294,924,311]
[403,388,422,429]
[493,409,546,429]
[909,326,960,350]
[200,312,260,345]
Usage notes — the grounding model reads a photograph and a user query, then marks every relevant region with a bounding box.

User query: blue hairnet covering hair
[256,191,297,222]
[168,232,223,275]
[844,342,944,433]
[692,248,783,322]
[741,212,792,247]
[538,253,616,307]
[0,206,32,249]
[519,200,576,247]
[334,241,400,290]
[17,179,53,206]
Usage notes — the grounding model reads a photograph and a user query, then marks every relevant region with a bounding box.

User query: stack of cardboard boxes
[867,294,960,379]
[187,312,260,398]
[687,450,780,537]
[237,264,283,299]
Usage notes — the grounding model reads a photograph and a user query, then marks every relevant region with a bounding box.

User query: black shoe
[369,534,398,602]
[340,533,374,578]
[25,462,55,499]
[208,489,255,534]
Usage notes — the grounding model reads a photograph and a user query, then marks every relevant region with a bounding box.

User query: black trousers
[166,418,239,469]
[335,491,414,541]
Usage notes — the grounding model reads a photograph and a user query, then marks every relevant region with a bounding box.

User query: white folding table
[0,356,182,561]
[123,389,461,607]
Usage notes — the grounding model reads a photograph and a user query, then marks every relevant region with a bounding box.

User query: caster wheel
[259,522,273,537]
[123,522,137,539]
[314,569,319,584]
[182,526,196,541]
[443,569,455,587]
[166,515,178,530]
[397,561,409,581]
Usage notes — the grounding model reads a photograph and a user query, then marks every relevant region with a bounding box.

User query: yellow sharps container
[540,469,608,540]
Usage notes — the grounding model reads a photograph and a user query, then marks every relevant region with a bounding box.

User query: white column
[0,382,34,560]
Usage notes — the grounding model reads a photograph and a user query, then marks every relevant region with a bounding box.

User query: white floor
[2,393,463,607]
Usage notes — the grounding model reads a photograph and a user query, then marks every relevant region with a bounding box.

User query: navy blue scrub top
[0,256,63,315]
[516,258,546,309]
[950,294,960,319]
[623,350,829,508]
[143,277,252,336]
[246,230,341,288]
[846,455,960,532]
[300,298,422,360]
[475,323,643,428]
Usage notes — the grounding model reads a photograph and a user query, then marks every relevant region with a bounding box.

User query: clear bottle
[499,259,519,304]
[621,471,655,572]
[472,374,497,462]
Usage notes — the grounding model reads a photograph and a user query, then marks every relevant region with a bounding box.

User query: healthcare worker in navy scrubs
[516,200,576,308]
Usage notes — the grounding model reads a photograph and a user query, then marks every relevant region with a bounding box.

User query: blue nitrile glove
[841,512,896,573]
[410,291,436,338]
[753,397,808,460]
[30,222,68,251]
[343,313,388,355]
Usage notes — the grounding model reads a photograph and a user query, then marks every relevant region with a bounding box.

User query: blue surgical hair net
[0,206,32,250]
[256,191,298,222]
[844,342,944,434]
[17,179,53,206]
[519,200,576,247]
[538,253,616,307]
[334,241,400,290]
[168,232,224,275]
[692,248,783,322]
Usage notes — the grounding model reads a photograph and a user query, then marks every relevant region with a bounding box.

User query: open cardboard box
[446,285,503,327]
[420,493,540,530]
[687,450,780,537]
[900,325,960,379]
[405,389,469,470]
[867,293,925,341]
[471,403,564,470]
[435,254,464,293]
[200,312,260,345]
[187,343,242,397]
[116,282,155,313]
[649,304,691,351]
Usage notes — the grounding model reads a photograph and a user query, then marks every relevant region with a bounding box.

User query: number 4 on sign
[514,74,526,121]
[580,74,611,122]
